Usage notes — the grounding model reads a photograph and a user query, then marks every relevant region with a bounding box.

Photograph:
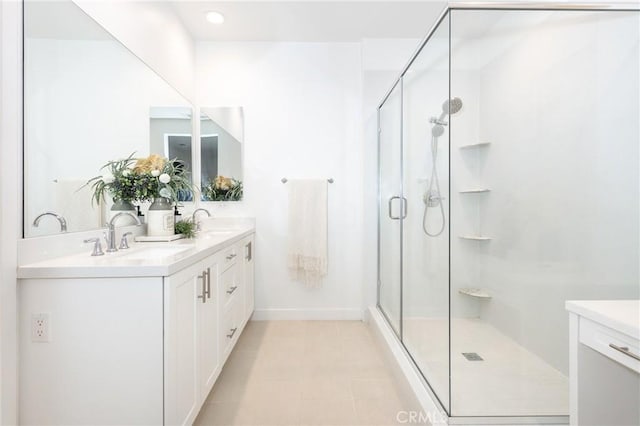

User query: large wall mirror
[200,107,244,202]
[24,0,194,237]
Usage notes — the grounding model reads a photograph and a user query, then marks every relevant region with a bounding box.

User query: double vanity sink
[18,222,252,278]
[18,218,256,426]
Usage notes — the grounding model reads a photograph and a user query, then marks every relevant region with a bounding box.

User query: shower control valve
[424,192,445,207]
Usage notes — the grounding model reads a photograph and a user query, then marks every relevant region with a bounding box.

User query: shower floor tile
[403,317,569,417]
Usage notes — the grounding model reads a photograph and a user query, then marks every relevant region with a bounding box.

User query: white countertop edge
[17,227,255,279]
[566,300,640,339]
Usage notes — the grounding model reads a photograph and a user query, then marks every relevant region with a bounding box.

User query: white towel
[287,179,328,287]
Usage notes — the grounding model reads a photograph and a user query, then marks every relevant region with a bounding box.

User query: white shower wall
[450,10,640,374]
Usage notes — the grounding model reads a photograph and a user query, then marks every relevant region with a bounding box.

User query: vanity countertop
[18,225,255,279]
[565,300,640,339]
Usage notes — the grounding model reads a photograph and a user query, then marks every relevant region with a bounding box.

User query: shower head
[444,97,463,115]
[432,124,445,138]
[438,97,463,121]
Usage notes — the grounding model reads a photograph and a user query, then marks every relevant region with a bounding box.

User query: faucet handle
[84,238,104,256]
[119,232,134,250]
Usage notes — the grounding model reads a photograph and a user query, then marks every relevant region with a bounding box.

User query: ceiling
[170,1,448,42]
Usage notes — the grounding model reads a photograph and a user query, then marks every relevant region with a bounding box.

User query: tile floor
[194,320,428,426]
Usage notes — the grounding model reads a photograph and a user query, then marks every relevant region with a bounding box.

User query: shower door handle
[401,197,408,219]
[388,196,401,220]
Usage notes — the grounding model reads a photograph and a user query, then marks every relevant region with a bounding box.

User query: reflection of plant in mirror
[175,219,196,238]
[202,176,243,201]
[85,153,138,205]
[131,154,193,203]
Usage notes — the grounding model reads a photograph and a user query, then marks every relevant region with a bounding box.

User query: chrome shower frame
[375,2,639,425]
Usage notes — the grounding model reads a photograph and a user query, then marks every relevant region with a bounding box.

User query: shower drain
[462,352,484,361]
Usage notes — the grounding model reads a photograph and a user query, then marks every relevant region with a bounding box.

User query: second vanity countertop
[18,224,255,279]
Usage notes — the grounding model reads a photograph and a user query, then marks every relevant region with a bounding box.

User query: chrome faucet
[105,212,141,253]
[192,208,211,231]
[33,211,68,233]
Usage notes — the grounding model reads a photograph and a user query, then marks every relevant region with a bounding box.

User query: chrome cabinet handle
[226,254,236,260]
[246,242,252,261]
[197,271,207,303]
[205,267,211,299]
[226,285,238,295]
[388,196,401,220]
[609,343,640,361]
[226,327,238,339]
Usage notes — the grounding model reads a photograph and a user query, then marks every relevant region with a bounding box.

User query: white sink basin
[122,246,192,260]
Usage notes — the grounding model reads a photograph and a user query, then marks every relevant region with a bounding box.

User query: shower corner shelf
[459,142,491,149]
[459,188,491,194]
[459,288,492,299]
[459,235,492,241]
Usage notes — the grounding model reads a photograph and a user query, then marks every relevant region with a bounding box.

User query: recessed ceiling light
[205,11,225,25]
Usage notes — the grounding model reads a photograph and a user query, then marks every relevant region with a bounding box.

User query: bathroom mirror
[23,0,193,237]
[200,107,244,202]
[149,106,194,201]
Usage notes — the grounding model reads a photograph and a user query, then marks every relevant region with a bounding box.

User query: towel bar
[281,178,334,184]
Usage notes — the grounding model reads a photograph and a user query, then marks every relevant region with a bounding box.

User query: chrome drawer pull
[609,343,640,361]
[226,254,234,260]
[226,286,238,295]
[205,267,211,299]
[226,327,238,339]
[197,272,207,303]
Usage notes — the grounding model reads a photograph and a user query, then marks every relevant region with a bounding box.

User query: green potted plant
[202,175,243,201]
[132,154,193,236]
[85,153,139,220]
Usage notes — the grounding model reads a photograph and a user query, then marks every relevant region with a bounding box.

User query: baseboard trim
[252,308,364,321]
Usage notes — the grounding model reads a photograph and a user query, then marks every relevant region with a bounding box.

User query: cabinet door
[199,257,220,397]
[165,262,204,426]
[243,235,255,322]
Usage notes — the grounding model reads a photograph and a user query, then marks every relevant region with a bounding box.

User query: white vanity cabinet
[18,230,255,426]
[243,235,255,321]
[566,300,640,426]
[164,256,220,426]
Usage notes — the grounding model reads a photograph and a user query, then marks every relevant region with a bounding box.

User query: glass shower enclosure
[377,3,639,423]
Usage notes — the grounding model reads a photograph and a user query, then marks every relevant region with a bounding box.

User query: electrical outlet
[31,313,51,343]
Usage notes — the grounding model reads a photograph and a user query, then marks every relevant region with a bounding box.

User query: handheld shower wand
[422,97,463,237]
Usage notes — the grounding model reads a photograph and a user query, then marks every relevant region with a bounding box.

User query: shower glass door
[378,81,403,335]
[401,14,451,413]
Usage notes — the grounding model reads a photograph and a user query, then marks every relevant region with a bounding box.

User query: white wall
[196,42,364,319]
[72,0,196,103]
[0,1,22,422]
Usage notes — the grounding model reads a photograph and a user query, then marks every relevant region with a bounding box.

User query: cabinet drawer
[220,300,242,360]
[220,264,241,310]
[580,317,640,374]
[221,246,239,268]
